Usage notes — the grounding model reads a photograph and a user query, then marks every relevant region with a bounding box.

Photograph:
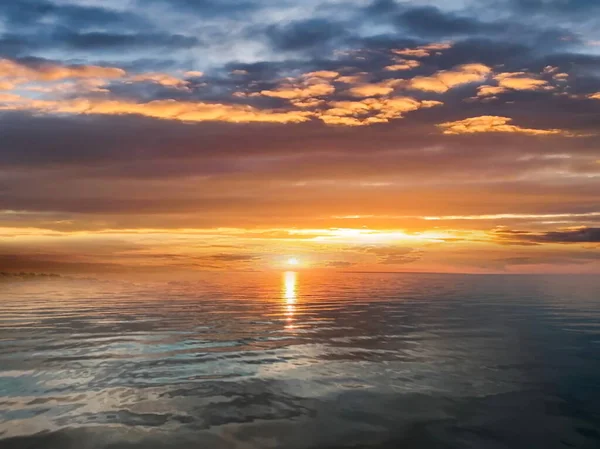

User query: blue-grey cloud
[0,0,145,28]
[395,6,497,37]
[265,18,348,52]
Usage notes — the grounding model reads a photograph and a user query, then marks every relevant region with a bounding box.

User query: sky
[0,0,599,276]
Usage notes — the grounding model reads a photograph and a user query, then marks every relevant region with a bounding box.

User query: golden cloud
[184,71,204,77]
[0,80,18,91]
[409,63,491,93]
[337,75,367,84]
[0,96,313,124]
[129,73,191,89]
[494,72,548,90]
[304,70,340,79]
[318,115,366,126]
[346,79,402,97]
[476,85,507,97]
[0,92,21,102]
[437,116,575,136]
[0,58,126,83]
[392,42,452,58]
[384,59,421,71]
[393,48,430,58]
[318,97,442,126]
[291,98,326,108]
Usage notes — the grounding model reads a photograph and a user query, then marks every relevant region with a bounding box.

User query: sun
[287,257,299,266]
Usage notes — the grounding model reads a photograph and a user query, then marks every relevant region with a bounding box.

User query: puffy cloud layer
[437,116,573,136]
[1,95,312,124]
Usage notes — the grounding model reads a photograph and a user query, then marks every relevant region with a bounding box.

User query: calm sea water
[1,272,599,448]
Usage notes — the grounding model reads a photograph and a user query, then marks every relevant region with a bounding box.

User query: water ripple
[1,272,599,448]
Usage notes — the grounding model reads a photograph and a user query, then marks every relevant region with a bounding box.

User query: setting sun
[287,257,299,266]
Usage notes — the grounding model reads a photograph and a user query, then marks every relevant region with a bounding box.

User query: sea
[1,272,599,448]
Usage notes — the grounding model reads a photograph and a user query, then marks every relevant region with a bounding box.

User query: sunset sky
[1,0,599,275]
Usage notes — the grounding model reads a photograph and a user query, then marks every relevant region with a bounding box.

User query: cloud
[1,96,312,124]
[0,0,145,28]
[396,6,496,37]
[52,31,201,51]
[408,63,491,93]
[384,59,421,71]
[495,252,600,268]
[318,97,442,126]
[364,246,423,265]
[476,85,507,98]
[258,73,336,99]
[0,58,125,82]
[476,72,551,97]
[324,260,354,268]
[506,0,600,15]
[494,72,549,90]
[304,70,339,79]
[0,252,123,273]
[392,42,452,58]
[493,227,600,245]
[207,253,261,262]
[128,72,192,89]
[144,0,258,17]
[346,79,401,97]
[437,116,576,136]
[265,18,347,51]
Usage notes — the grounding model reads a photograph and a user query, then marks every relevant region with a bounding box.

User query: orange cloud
[129,73,191,89]
[318,97,442,126]
[337,74,367,84]
[0,58,126,83]
[588,93,600,100]
[384,59,421,71]
[476,85,507,97]
[392,42,452,58]
[409,63,491,93]
[393,48,430,58]
[304,70,339,79]
[318,115,367,126]
[290,98,325,108]
[346,79,402,97]
[0,80,18,91]
[0,92,21,102]
[437,116,572,136]
[0,87,441,127]
[0,97,312,124]
[494,72,548,90]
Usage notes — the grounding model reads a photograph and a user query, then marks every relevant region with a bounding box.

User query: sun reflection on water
[283,271,297,330]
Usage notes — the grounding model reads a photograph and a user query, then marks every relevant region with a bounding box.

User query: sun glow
[287,257,299,266]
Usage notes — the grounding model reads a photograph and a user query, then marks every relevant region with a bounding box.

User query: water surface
[1,272,599,448]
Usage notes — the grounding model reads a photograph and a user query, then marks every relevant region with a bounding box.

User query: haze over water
[1,272,599,449]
